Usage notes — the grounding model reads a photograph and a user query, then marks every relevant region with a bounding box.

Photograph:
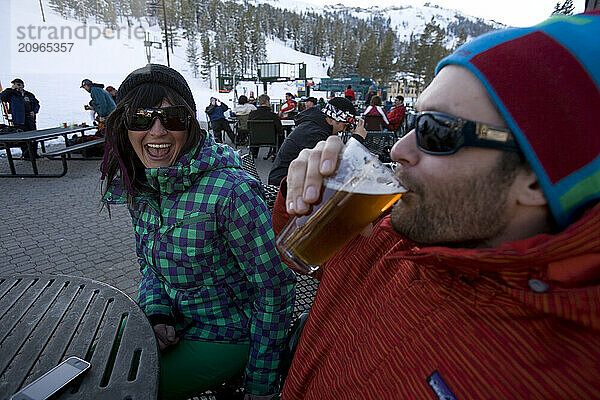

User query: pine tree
[186,36,200,78]
[357,33,377,78]
[249,16,267,75]
[200,34,212,88]
[377,29,396,83]
[413,18,449,88]
[562,0,575,14]
[331,44,343,77]
[454,28,468,50]
[340,38,359,76]
[552,0,575,15]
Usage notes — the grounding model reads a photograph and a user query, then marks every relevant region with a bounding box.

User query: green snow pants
[158,339,250,400]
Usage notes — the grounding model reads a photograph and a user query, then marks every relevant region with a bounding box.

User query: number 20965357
[18,42,74,52]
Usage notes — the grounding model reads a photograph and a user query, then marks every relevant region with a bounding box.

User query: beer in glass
[276,138,406,273]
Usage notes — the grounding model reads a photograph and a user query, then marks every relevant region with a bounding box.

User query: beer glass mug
[276,138,406,274]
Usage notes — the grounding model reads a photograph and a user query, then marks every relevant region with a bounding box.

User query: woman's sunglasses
[407,111,522,155]
[124,105,191,131]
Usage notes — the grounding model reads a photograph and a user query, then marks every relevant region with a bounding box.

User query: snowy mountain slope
[250,0,506,44]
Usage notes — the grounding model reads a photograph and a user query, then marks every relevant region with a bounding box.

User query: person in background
[279,93,297,120]
[268,97,362,187]
[275,12,600,399]
[81,79,116,125]
[344,85,356,102]
[85,100,97,125]
[248,94,283,159]
[233,95,257,116]
[317,98,326,109]
[101,64,295,400]
[387,95,407,132]
[205,97,235,144]
[0,78,41,159]
[365,86,377,106]
[304,97,318,109]
[383,97,394,113]
[362,95,390,128]
[105,86,118,104]
[232,95,257,145]
[248,95,257,106]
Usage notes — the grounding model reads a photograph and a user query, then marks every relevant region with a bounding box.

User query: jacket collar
[381,203,600,331]
[383,203,600,289]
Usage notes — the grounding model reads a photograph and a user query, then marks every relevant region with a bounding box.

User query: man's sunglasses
[407,111,521,155]
[124,105,191,131]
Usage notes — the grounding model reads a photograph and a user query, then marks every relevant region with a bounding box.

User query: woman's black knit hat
[116,64,196,111]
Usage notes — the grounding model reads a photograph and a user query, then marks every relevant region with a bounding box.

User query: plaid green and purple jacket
[103,137,296,395]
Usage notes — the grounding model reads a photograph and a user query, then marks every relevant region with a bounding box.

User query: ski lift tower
[147,0,171,67]
[257,62,308,96]
[144,33,163,64]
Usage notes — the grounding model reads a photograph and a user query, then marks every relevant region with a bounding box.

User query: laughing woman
[100,64,295,400]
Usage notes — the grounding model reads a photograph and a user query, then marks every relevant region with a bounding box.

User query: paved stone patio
[0,145,273,301]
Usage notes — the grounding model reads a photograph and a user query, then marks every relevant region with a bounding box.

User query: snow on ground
[0,0,332,155]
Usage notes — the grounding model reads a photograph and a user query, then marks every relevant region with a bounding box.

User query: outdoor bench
[41,137,105,159]
[33,137,106,177]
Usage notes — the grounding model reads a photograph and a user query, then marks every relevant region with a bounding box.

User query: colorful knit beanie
[436,11,600,228]
[322,97,358,130]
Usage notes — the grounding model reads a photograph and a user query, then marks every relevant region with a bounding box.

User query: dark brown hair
[370,95,382,107]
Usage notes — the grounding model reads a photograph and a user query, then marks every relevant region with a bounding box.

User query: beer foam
[324,138,406,194]
[325,172,404,194]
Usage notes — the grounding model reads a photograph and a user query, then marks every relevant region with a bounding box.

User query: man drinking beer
[273,12,600,399]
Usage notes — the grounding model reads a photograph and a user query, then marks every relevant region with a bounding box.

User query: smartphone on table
[10,356,91,400]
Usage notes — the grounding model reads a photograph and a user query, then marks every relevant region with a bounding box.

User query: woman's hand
[285,135,344,216]
[153,323,179,350]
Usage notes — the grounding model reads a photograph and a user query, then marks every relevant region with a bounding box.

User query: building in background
[389,72,424,107]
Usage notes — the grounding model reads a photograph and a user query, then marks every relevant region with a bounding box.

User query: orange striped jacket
[274,198,600,399]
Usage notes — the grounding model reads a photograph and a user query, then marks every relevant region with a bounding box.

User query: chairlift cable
[39,0,46,22]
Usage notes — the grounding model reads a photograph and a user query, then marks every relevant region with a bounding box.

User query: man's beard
[390,160,517,247]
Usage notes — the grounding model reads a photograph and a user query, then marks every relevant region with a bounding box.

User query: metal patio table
[0,274,159,399]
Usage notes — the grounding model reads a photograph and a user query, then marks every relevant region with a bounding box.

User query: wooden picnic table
[0,274,159,400]
[0,125,99,178]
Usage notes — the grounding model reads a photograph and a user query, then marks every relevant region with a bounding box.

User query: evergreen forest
[48,0,499,87]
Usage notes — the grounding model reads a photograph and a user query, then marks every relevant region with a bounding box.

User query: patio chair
[240,153,280,213]
[363,114,385,131]
[236,114,250,143]
[241,152,261,182]
[206,114,236,144]
[364,131,397,163]
[248,119,279,160]
[399,112,416,138]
